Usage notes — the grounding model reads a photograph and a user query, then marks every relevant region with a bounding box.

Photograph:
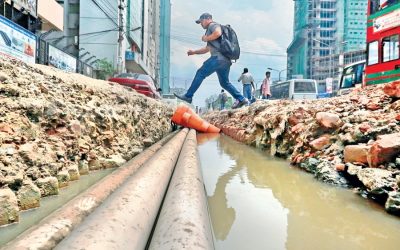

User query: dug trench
[0,55,173,227]
[204,81,400,216]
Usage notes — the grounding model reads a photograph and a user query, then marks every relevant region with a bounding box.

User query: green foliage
[96,58,114,80]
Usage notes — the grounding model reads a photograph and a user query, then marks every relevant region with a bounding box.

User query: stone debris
[205,81,400,215]
[0,56,172,225]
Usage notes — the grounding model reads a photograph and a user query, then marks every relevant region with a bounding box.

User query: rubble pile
[205,82,400,215]
[0,56,172,225]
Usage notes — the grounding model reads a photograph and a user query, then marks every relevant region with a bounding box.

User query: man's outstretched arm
[187,47,210,56]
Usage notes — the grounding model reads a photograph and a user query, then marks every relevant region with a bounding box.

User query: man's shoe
[232,98,249,109]
[174,93,192,104]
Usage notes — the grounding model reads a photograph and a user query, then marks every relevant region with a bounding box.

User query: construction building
[44,0,170,88]
[287,0,368,92]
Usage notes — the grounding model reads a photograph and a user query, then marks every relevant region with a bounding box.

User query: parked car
[109,73,161,99]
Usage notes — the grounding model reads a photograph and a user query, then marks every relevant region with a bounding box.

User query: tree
[95,58,114,80]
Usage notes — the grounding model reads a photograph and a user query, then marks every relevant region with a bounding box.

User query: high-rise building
[46,0,170,86]
[287,0,368,91]
[159,0,171,94]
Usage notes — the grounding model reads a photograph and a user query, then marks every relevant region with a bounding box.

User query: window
[382,35,400,62]
[370,0,380,14]
[294,81,316,93]
[368,41,379,65]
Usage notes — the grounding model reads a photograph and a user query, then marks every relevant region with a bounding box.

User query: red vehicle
[109,73,161,99]
[366,0,400,85]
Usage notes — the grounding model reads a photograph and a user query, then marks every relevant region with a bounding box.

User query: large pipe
[149,130,214,249]
[54,129,189,250]
[3,131,177,250]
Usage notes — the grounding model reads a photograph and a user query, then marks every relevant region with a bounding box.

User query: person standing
[238,68,255,104]
[218,89,228,110]
[260,71,271,99]
[173,13,248,109]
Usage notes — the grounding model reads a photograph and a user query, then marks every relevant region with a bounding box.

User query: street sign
[125,51,135,61]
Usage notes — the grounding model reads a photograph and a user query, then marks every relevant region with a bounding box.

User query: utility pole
[117,0,125,74]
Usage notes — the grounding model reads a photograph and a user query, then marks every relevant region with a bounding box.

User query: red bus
[366,0,400,85]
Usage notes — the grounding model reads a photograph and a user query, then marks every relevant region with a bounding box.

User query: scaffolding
[287,0,368,88]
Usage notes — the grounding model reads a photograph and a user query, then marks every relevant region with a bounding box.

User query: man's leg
[243,84,251,100]
[185,57,218,98]
[216,61,245,101]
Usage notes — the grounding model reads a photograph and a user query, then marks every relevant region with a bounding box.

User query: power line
[90,0,118,27]
[97,0,118,17]
[80,42,117,45]
[80,17,118,20]
[45,28,119,41]
[170,36,287,57]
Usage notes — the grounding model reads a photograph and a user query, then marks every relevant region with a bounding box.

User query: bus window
[270,82,290,99]
[294,81,316,93]
[370,0,379,14]
[382,35,400,62]
[342,74,355,88]
[340,62,365,89]
[354,64,364,84]
[368,41,379,65]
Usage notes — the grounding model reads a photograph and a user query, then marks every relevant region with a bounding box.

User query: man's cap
[195,13,212,24]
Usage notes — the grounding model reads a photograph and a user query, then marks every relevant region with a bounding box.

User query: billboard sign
[48,45,77,73]
[373,9,400,33]
[0,15,36,64]
[6,0,38,17]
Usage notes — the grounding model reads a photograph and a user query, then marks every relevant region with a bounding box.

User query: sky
[170,0,294,107]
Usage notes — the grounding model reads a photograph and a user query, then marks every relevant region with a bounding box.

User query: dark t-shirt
[206,22,230,62]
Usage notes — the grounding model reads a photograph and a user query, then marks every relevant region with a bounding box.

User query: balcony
[38,0,63,31]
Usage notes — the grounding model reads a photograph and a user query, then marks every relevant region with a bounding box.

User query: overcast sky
[170,0,294,107]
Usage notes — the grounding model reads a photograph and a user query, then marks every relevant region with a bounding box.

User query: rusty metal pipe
[3,131,177,250]
[54,129,189,250]
[149,129,214,249]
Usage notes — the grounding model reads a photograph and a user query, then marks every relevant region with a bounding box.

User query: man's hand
[201,35,208,42]
[187,50,196,56]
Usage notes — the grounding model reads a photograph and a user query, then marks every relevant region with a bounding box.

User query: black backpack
[219,24,240,61]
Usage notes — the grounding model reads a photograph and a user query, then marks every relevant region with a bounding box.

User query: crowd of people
[216,68,272,110]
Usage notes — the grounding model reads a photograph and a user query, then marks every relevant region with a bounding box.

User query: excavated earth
[204,81,400,216]
[0,56,172,226]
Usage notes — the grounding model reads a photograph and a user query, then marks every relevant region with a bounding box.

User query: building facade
[159,0,171,94]
[0,0,63,33]
[44,0,170,87]
[287,0,368,91]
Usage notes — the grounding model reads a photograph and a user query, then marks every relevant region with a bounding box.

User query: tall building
[0,0,63,33]
[0,0,63,65]
[159,0,171,94]
[46,0,170,86]
[287,0,368,91]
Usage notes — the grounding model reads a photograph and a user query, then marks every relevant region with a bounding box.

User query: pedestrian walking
[238,68,255,104]
[173,13,248,109]
[218,89,228,110]
[260,71,271,99]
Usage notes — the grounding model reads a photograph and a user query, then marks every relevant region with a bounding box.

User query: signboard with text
[48,45,77,73]
[0,15,36,64]
[373,9,400,33]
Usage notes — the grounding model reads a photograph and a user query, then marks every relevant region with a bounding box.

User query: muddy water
[197,134,400,250]
[0,168,114,246]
